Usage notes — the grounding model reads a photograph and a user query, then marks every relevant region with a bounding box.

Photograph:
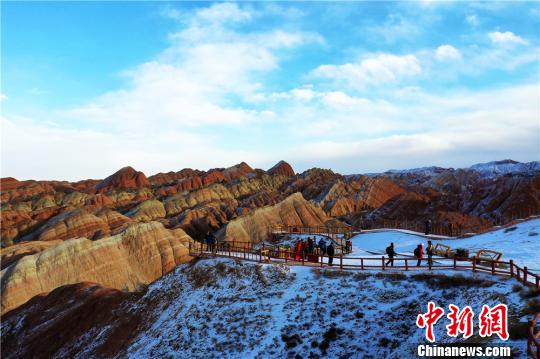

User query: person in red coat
[295,240,302,261]
[415,244,424,266]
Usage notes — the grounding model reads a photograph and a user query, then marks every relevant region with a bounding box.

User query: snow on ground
[469,160,540,178]
[350,219,540,272]
[361,228,451,239]
[123,258,535,358]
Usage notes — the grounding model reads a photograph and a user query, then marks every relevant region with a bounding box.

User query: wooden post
[453,257,457,270]
[244,247,246,260]
[524,266,528,284]
[340,255,343,270]
[472,257,476,272]
[382,256,385,270]
[491,261,495,275]
[361,258,364,270]
[405,258,408,271]
[509,260,514,277]
[536,276,539,289]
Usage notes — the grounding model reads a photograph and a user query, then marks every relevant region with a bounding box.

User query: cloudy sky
[1,1,539,181]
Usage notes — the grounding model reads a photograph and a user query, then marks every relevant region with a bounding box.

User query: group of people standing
[385,240,435,267]
[293,237,336,265]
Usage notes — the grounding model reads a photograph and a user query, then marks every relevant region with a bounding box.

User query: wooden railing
[268,225,357,249]
[188,243,540,289]
[529,313,540,359]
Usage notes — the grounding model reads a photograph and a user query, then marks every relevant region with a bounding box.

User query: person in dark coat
[385,242,395,266]
[327,243,335,266]
[346,239,352,254]
[307,237,314,254]
[301,240,308,259]
[318,238,326,255]
[424,220,431,235]
[426,240,434,268]
[205,231,211,251]
[205,231,216,252]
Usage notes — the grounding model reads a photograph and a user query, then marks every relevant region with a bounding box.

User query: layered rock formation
[217,192,329,244]
[127,200,166,222]
[164,184,234,217]
[0,221,191,315]
[22,208,111,242]
[1,240,63,270]
[95,166,149,193]
[267,160,295,177]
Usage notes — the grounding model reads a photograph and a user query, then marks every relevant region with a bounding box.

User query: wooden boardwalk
[189,244,540,290]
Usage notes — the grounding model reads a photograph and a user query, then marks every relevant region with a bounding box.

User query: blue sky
[1,1,539,181]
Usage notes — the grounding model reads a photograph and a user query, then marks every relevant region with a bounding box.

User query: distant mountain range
[380,159,540,178]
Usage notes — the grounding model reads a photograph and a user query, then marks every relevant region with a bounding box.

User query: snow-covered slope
[384,166,448,176]
[350,218,540,271]
[470,160,540,178]
[364,159,539,179]
[121,258,531,358]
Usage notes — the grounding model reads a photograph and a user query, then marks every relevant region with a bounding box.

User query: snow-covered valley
[120,259,536,358]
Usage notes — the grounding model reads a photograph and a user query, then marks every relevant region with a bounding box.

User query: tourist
[318,238,326,255]
[415,244,424,266]
[385,242,395,267]
[424,220,432,235]
[301,240,308,259]
[327,242,335,266]
[295,240,302,261]
[427,240,434,268]
[308,237,314,254]
[205,231,212,252]
[346,239,352,254]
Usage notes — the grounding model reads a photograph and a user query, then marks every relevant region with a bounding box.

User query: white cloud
[290,87,317,101]
[195,3,252,24]
[312,53,421,88]
[489,31,528,45]
[0,115,269,181]
[370,13,421,44]
[284,84,539,173]
[466,14,479,26]
[160,5,182,21]
[321,91,371,108]
[64,3,322,131]
[435,45,462,61]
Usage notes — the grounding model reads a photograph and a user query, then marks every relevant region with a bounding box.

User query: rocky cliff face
[217,192,330,244]
[0,222,191,315]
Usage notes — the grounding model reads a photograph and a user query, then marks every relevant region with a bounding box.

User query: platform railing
[188,242,540,289]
